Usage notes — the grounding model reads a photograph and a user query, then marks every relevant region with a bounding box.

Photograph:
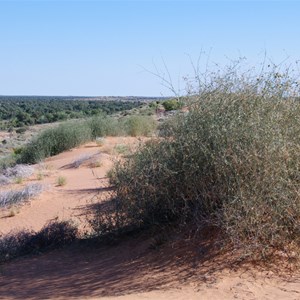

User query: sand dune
[0,137,140,235]
[1,234,299,300]
[0,137,299,299]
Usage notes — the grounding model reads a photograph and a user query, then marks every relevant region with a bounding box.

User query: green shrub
[19,121,92,164]
[13,147,24,155]
[16,127,27,134]
[161,98,183,111]
[123,115,157,137]
[88,115,157,138]
[18,115,157,164]
[88,115,124,138]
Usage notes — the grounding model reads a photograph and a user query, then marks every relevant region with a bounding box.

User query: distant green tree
[162,99,183,111]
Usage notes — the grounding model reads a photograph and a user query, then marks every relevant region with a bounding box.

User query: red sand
[0,137,299,299]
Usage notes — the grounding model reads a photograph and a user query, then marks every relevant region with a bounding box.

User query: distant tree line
[0,96,143,129]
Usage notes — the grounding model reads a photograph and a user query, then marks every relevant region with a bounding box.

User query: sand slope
[0,137,140,235]
[0,137,299,299]
[0,236,299,300]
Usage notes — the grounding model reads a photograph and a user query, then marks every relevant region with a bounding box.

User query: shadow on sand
[0,227,233,300]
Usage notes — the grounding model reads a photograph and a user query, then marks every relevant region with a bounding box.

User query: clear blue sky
[0,0,299,96]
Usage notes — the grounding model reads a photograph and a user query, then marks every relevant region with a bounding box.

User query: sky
[0,0,299,96]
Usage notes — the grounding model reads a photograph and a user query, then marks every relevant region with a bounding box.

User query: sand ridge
[0,136,299,299]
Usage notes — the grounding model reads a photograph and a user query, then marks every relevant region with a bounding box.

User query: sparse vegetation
[0,175,11,186]
[0,164,34,186]
[89,158,102,168]
[14,177,23,184]
[95,137,105,146]
[56,176,67,186]
[0,155,18,171]
[114,144,130,155]
[36,172,44,180]
[8,206,20,217]
[0,220,78,262]
[0,183,44,208]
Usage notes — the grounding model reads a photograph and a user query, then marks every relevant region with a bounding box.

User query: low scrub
[19,121,92,164]
[161,98,184,111]
[0,183,43,208]
[123,115,157,137]
[19,115,157,164]
[7,164,34,179]
[0,155,18,172]
[88,115,157,138]
[107,67,300,259]
[0,220,78,262]
[0,164,34,186]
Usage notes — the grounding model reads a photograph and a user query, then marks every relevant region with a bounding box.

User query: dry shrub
[87,197,131,239]
[31,220,78,250]
[0,183,44,208]
[3,164,34,179]
[0,220,78,262]
[107,64,300,259]
[0,164,34,186]
[56,176,67,186]
[0,175,11,186]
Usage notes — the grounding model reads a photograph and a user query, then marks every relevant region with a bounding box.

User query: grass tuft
[56,176,67,187]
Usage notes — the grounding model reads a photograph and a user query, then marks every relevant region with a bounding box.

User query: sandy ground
[0,235,299,300]
[0,136,143,235]
[0,136,299,299]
